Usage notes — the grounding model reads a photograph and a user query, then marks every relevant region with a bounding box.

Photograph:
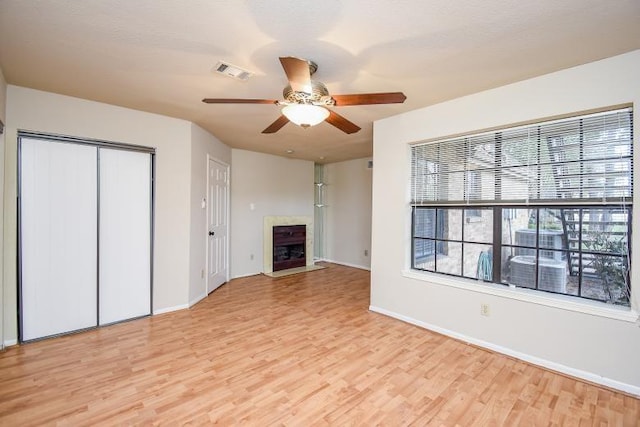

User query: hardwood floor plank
[0,263,638,425]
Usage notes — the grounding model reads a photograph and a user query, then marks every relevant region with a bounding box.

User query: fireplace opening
[272,225,306,272]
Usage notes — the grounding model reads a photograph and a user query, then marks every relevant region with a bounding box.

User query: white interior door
[207,158,228,293]
[20,138,98,341]
[99,148,151,325]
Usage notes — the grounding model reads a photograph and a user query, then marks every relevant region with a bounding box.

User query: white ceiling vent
[213,61,253,81]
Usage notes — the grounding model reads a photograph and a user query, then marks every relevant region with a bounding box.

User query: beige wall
[2,86,231,343]
[230,149,313,278]
[0,68,6,347]
[324,158,372,269]
[0,68,6,123]
[372,50,640,393]
[188,123,231,305]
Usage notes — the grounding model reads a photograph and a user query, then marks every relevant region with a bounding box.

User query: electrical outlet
[480,304,490,317]
[250,254,254,260]
[364,249,368,256]
[201,269,205,279]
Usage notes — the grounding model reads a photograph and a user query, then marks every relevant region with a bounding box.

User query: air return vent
[213,61,253,81]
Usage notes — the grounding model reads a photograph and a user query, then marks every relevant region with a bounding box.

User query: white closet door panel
[99,149,151,325]
[21,139,98,341]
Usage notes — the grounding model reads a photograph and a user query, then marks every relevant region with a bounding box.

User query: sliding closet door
[20,139,98,341]
[99,148,151,325]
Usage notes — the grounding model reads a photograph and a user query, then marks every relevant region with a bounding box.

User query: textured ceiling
[1,0,639,163]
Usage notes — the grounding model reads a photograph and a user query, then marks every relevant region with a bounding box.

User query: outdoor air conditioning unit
[509,255,567,293]
[514,229,564,261]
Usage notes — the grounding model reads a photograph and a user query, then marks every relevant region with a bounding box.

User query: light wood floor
[1,263,638,425]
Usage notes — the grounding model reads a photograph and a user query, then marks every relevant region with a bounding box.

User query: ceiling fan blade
[279,57,312,93]
[332,92,407,106]
[325,110,361,134]
[262,115,290,134]
[202,98,278,104]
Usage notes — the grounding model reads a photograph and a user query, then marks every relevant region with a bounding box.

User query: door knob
[209,231,215,236]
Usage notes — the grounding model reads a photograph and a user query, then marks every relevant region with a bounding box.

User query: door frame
[205,155,230,296]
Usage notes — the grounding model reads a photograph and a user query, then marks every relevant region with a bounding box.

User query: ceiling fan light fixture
[282,104,329,128]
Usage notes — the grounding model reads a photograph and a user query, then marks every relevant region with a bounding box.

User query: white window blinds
[410,108,633,206]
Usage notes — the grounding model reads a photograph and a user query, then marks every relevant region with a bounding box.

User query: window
[410,108,633,306]
[465,171,482,219]
[413,207,493,277]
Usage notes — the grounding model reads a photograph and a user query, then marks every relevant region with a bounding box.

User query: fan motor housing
[283,81,334,106]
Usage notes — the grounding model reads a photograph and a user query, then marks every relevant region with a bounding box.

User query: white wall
[324,158,372,269]
[188,123,231,305]
[230,149,313,278]
[3,86,205,343]
[372,50,640,394]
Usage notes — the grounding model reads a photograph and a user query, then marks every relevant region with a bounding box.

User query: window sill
[401,269,639,323]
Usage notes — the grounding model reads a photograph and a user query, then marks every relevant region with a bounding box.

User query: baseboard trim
[189,293,206,307]
[153,303,189,315]
[231,272,262,279]
[3,338,18,347]
[369,305,640,397]
[319,259,371,271]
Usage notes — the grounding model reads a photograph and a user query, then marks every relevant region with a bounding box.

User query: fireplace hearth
[272,225,306,272]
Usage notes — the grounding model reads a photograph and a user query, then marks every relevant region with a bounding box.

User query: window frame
[409,107,633,307]
[411,205,631,305]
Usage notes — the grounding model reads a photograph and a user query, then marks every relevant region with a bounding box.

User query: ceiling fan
[202,57,407,134]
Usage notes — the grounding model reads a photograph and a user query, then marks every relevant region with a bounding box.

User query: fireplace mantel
[263,216,313,274]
